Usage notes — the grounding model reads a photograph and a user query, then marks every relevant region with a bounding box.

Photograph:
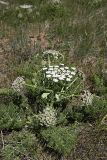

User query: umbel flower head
[42,64,77,83]
[43,50,59,56]
[37,107,57,127]
[12,77,25,93]
[43,50,61,60]
[80,90,94,106]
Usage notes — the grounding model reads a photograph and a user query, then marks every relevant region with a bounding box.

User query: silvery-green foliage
[37,107,57,127]
[12,77,25,93]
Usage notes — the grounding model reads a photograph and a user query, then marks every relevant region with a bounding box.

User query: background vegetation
[0,0,107,160]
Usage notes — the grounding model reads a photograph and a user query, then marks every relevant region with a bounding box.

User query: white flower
[42,67,47,70]
[52,74,59,78]
[19,4,32,9]
[59,77,64,80]
[60,67,65,71]
[49,65,53,68]
[61,74,66,78]
[65,73,70,76]
[71,71,76,75]
[62,70,66,73]
[66,78,71,82]
[71,67,76,70]
[66,70,71,74]
[64,67,69,70]
[51,71,56,75]
[46,71,52,74]
[54,65,59,68]
[53,78,58,82]
[53,69,58,73]
[60,63,64,66]
[68,75,73,78]
[56,68,59,71]
[56,74,60,78]
[48,68,53,71]
[46,75,52,78]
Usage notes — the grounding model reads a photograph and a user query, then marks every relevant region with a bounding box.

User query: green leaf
[32,78,36,84]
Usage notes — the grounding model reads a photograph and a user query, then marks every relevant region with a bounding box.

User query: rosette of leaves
[37,106,57,127]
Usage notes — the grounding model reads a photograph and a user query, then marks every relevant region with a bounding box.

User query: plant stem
[1,130,4,149]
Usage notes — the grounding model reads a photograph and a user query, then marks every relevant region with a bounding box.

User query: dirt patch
[0,36,17,87]
[67,124,107,160]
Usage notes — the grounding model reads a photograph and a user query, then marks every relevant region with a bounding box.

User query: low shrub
[0,88,17,104]
[0,103,26,130]
[1,130,38,160]
[91,74,107,95]
[41,125,79,155]
[63,95,107,123]
[84,96,107,121]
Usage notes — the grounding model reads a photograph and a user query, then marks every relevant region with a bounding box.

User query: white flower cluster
[38,107,57,127]
[12,77,25,92]
[80,90,94,106]
[42,64,77,82]
[43,50,60,59]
